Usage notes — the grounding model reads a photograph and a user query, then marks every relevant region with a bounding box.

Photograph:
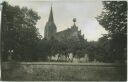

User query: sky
[4,0,107,41]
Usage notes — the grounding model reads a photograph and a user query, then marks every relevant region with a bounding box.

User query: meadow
[1,62,126,81]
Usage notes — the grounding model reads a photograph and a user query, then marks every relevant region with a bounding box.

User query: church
[44,6,85,42]
[43,6,88,62]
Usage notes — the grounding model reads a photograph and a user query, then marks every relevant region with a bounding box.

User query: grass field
[1,62,127,81]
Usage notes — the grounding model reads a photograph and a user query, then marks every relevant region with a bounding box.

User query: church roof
[48,6,54,22]
[44,6,84,41]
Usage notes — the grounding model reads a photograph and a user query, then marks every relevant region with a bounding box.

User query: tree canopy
[1,2,41,61]
[96,1,127,63]
[2,1,127,63]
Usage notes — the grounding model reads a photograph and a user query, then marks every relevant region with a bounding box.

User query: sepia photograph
[0,0,127,81]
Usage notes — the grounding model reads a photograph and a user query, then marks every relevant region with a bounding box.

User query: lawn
[1,62,126,81]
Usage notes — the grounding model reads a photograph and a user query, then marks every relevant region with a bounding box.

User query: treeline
[36,36,88,62]
[1,1,127,63]
[89,1,127,63]
[96,1,127,63]
[1,2,41,61]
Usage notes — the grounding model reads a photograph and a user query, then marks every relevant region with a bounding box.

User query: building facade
[44,6,84,42]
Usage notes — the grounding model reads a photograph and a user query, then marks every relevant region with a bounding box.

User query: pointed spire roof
[48,6,54,22]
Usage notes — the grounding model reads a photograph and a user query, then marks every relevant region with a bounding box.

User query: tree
[48,36,59,61]
[1,2,41,61]
[35,39,50,61]
[96,1,127,63]
[85,41,97,61]
[96,35,111,62]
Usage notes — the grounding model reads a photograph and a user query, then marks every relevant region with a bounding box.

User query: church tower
[44,6,57,40]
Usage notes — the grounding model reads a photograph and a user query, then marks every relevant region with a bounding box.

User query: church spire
[48,5,54,22]
[44,4,57,40]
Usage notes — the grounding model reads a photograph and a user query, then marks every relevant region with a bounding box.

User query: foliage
[2,1,126,63]
[1,2,41,61]
[96,1,127,63]
[35,39,50,61]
